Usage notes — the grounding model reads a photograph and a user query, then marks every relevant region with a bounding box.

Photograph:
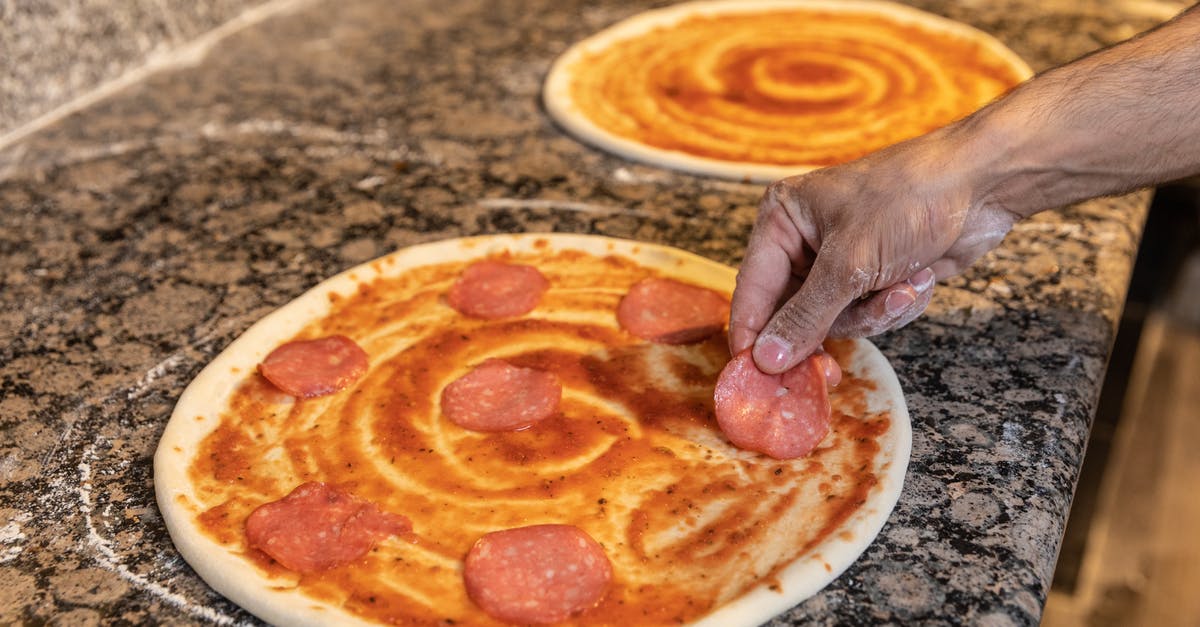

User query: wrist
[948,94,1080,221]
[950,6,1200,216]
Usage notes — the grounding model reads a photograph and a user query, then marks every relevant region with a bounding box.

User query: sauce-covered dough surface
[169,242,893,625]
[546,0,1029,175]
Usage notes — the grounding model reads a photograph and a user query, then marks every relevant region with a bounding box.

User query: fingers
[923,206,1019,281]
[729,246,795,354]
[812,351,842,387]
[728,186,814,355]
[828,267,936,338]
[750,251,861,374]
[750,263,938,374]
[884,286,934,332]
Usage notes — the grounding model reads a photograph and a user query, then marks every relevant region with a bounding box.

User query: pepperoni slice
[244,482,411,574]
[258,335,368,398]
[713,349,841,460]
[616,277,730,344]
[441,359,561,432]
[464,524,613,624]
[447,260,550,319]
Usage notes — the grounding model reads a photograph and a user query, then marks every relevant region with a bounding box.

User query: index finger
[729,178,814,355]
[729,246,794,355]
[752,244,867,373]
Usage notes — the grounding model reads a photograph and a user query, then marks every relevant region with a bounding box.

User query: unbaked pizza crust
[543,0,1033,182]
[155,233,911,626]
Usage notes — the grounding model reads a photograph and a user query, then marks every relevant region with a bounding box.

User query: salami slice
[616,277,730,344]
[713,349,841,460]
[244,482,411,574]
[258,335,368,398]
[464,524,613,624]
[441,359,561,432]
[447,260,550,319]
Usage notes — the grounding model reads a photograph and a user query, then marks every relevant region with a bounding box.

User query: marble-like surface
[0,0,269,140]
[0,0,1187,624]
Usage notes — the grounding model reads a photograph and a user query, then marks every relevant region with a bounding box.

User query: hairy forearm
[959,3,1200,218]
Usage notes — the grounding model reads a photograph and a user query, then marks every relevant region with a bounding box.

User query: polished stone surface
[0,0,1188,624]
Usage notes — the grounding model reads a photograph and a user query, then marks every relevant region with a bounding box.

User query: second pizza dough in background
[544,0,1031,181]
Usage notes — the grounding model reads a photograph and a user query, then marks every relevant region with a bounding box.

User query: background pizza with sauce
[155,234,910,626]
[543,0,1032,181]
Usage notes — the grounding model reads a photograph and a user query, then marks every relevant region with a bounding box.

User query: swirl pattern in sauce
[556,5,1028,168]
[183,249,890,625]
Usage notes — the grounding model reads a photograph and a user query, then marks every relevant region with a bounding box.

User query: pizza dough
[154,233,911,626]
[543,0,1032,181]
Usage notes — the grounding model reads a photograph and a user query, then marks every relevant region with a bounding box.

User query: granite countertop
[0,0,1186,624]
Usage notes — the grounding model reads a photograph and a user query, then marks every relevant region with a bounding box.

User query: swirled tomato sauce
[188,249,891,625]
[566,10,1027,166]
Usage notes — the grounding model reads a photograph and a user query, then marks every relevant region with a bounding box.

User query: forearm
[959,3,1200,218]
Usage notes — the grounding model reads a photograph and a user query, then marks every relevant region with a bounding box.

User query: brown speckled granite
[0,0,1189,624]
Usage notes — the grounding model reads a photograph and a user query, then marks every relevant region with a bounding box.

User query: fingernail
[753,335,793,372]
[729,328,754,356]
[910,268,936,292]
[885,290,915,316]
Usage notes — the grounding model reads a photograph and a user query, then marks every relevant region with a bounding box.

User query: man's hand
[729,4,1200,375]
[729,126,1021,373]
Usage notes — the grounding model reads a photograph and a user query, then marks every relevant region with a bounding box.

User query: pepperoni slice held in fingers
[714,349,841,459]
[244,482,411,574]
[447,260,550,319]
[464,524,613,624]
[617,277,730,344]
[441,359,562,432]
[258,335,369,398]
[814,351,842,387]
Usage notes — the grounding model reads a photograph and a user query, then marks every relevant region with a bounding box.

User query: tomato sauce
[187,250,891,625]
[567,10,1027,166]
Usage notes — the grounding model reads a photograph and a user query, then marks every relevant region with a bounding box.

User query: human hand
[728,4,1200,374]
[729,128,1023,373]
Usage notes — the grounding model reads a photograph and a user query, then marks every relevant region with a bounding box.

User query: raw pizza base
[543,0,1033,182]
[155,233,911,626]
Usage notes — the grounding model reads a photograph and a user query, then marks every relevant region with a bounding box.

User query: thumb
[751,252,861,374]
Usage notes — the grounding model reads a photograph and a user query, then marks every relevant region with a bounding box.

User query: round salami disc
[616,277,730,344]
[244,482,411,574]
[714,349,840,459]
[446,260,550,319]
[258,335,368,398]
[464,524,613,624]
[440,359,562,432]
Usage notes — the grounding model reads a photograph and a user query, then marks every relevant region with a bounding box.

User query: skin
[730,3,1200,374]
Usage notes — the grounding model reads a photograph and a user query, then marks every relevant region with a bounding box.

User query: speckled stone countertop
[0,0,1188,624]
